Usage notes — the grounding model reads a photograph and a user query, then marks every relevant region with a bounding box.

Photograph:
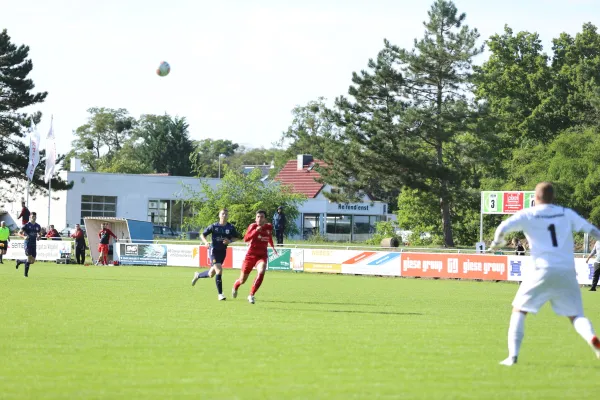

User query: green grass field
[2,262,600,399]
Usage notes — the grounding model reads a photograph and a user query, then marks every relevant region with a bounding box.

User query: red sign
[503,192,524,213]
[199,247,233,268]
[343,252,376,264]
[400,253,508,280]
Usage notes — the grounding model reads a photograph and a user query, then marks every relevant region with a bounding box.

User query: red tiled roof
[275,159,324,198]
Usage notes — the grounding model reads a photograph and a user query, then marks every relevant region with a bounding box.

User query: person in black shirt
[272,206,287,246]
[191,208,239,300]
[71,224,87,264]
[515,239,526,256]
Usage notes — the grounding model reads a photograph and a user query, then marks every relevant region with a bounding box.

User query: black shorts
[0,240,7,251]
[209,247,227,265]
[25,242,36,258]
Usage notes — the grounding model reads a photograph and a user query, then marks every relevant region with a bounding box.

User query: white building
[275,155,388,241]
[0,156,388,242]
[0,159,219,233]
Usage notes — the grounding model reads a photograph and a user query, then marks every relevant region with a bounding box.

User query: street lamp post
[218,154,225,179]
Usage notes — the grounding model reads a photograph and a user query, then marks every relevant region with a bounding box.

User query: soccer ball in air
[157,61,170,77]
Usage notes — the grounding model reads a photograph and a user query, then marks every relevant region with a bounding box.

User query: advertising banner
[166,245,200,267]
[291,249,304,272]
[3,240,72,261]
[400,252,508,280]
[341,251,401,276]
[267,249,291,270]
[506,255,535,282]
[119,243,167,266]
[481,191,535,214]
[575,258,594,285]
[232,246,249,269]
[198,246,233,268]
[303,249,359,274]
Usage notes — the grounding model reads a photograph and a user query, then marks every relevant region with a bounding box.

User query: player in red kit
[97,222,117,265]
[232,210,278,304]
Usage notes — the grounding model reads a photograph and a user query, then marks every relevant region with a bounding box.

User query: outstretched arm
[490,213,527,250]
[570,210,600,240]
[587,246,597,263]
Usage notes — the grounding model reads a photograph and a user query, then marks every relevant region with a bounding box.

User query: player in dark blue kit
[191,208,239,300]
[15,212,42,277]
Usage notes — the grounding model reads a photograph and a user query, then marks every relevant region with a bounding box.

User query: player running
[97,223,117,265]
[490,182,600,366]
[191,208,239,301]
[232,210,277,304]
[15,212,42,277]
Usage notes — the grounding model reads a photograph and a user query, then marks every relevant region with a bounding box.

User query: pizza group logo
[125,245,138,256]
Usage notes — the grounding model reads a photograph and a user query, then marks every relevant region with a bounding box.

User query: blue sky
[4,0,598,157]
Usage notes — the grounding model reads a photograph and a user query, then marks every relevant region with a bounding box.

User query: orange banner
[400,253,507,280]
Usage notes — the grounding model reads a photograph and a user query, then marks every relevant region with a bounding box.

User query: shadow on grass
[263,299,379,307]
[263,306,423,316]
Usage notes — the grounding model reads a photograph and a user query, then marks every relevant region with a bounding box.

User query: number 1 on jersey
[548,224,558,247]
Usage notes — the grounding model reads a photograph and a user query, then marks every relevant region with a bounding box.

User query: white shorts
[512,267,583,316]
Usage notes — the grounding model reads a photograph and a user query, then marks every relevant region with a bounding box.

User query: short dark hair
[31,212,36,216]
[535,182,555,204]
[256,210,266,217]
[219,208,228,213]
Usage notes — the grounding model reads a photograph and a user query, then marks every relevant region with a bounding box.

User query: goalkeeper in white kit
[490,182,600,366]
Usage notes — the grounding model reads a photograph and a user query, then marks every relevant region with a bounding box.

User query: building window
[302,214,320,239]
[352,215,380,241]
[148,200,170,226]
[147,199,193,232]
[353,215,372,235]
[81,195,117,225]
[326,214,351,241]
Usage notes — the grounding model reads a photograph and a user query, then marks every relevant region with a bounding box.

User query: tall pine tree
[321,0,482,246]
[0,29,71,203]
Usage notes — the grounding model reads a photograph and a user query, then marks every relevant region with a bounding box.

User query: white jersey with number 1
[494,204,600,269]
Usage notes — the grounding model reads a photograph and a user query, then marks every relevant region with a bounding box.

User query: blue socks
[215,274,223,295]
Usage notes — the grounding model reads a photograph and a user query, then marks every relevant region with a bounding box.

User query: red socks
[103,254,108,265]
[250,273,265,296]
[234,279,242,290]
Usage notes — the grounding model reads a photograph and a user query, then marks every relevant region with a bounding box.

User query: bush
[366,221,400,246]
[304,233,328,244]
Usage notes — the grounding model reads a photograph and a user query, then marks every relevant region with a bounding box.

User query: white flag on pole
[44,117,56,183]
[26,116,41,181]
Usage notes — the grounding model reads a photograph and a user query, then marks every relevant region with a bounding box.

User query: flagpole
[47,178,51,228]
[27,131,31,208]
[46,115,54,228]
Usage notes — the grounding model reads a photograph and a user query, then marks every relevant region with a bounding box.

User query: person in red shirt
[46,225,60,239]
[17,202,30,227]
[232,210,277,304]
[97,223,117,265]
